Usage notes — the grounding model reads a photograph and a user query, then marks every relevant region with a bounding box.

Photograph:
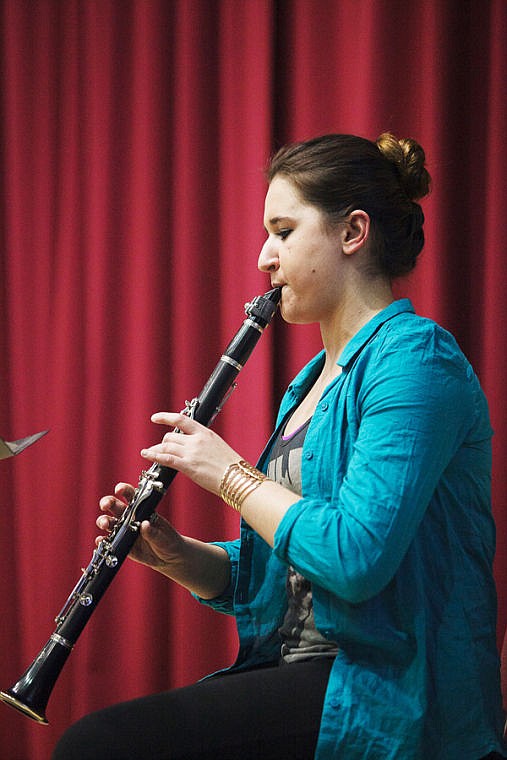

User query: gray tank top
[266,419,339,663]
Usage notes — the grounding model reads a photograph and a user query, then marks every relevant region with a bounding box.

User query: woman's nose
[258,238,280,273]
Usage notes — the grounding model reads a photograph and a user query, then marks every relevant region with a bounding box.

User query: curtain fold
[1,2,506,757]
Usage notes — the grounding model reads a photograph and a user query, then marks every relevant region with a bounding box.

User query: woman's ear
[341,210,370,255]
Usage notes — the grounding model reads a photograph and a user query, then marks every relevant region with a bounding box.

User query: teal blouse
[198,299,506,758]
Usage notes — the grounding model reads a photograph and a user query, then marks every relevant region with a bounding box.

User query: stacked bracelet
[219,460,267,513]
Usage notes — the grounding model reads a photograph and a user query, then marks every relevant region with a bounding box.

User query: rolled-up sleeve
[192,539,240,614]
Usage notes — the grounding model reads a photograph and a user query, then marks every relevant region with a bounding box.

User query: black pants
[51,658,333,760]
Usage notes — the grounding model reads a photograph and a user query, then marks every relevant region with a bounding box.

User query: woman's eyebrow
[264,215,293,231]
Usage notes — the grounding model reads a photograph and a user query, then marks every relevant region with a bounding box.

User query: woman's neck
[319,279,394,367]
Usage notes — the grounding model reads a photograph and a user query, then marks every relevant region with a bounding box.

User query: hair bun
[376,132,431,201]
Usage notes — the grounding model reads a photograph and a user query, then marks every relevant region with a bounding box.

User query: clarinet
[0,287,281,725]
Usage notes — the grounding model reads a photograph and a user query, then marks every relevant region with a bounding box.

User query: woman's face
[258,175,346,325]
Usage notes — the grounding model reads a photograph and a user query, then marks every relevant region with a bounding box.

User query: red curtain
[0,1,506,757]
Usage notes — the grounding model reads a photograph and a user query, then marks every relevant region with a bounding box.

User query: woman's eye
[278,229,292,240]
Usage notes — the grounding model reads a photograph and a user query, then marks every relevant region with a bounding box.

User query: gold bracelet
[219,460,267,513]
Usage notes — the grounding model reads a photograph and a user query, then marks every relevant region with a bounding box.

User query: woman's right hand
[97,482,231,599]
[96,482,186,571]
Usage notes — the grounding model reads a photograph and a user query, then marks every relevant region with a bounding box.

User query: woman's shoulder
[351,307,483,401]
[374,307,466,364]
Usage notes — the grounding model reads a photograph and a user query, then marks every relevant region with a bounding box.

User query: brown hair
[266,133,431,278]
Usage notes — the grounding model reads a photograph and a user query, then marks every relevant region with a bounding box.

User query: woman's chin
[280,304,313,326]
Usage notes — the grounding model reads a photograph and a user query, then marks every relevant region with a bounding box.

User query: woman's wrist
[219,460,268,513]
[151,534,231,599]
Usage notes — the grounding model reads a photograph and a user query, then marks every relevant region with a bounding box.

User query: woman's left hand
[140,412,241,496]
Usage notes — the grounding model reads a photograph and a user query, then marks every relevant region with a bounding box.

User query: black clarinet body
[0,287,281,724]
